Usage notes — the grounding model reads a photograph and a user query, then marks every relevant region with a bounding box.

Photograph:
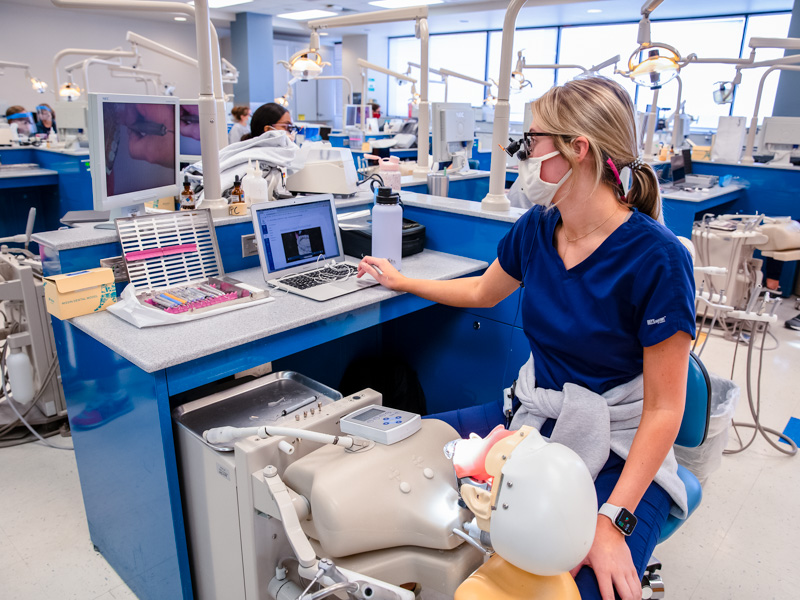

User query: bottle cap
[375,186,400,205]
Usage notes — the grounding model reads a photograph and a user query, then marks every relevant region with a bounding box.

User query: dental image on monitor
[102,101,177,197]
[179,103,201,156]
[281,228,325,263]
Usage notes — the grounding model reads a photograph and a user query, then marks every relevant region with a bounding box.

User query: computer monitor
[682,148,693,175]
[179,100,201,163]
[760,116,800,165]
[87,93,180,218]
[431,102,474,172]
[670,152,686,186]
[345,104,372,128]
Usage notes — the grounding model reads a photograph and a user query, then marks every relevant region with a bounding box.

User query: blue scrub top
[497,206,696,395]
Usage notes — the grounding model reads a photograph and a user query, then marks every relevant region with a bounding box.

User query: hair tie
[628,157,644,171]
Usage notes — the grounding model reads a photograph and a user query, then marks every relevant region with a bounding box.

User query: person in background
[228,105,250,144]
[370,102,382,119]
[36,104,57,135]
[5,106,36,137]
[240,102,295,142]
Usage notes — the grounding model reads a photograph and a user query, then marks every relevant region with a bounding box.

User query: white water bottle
[371,187,403,271]
[7,348,34,405]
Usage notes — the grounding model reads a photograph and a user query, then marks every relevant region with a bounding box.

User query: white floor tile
[689,547,797,600]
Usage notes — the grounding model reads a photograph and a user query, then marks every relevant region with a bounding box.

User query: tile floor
[2,302,800,600]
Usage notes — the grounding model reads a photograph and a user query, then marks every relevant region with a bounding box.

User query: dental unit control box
[340,404,421,445]
[112,210,269,324]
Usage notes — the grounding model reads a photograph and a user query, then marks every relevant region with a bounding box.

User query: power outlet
[99,256,129,282]
[241,234,258,258]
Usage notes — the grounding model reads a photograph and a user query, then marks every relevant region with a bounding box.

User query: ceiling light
[174,16,187,21]
[277,9,338,20]
[319,32,329,36]
[587,9,602,13]
[369,0,442,8]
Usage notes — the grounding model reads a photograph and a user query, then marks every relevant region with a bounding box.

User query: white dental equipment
[338,404,421,445]
[309,7,431,177]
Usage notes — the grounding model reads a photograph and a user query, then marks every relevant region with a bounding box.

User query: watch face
[615,508,638,536]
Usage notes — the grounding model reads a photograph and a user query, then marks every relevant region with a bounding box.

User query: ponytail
[626,163,662,223]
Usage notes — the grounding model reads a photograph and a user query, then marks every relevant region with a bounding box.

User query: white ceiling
[2,0,793,39]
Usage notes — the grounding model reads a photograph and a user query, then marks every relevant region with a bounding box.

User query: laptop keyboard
[279,264,359,290]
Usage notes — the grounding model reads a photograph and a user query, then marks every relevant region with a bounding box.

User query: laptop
[250,194,380,301]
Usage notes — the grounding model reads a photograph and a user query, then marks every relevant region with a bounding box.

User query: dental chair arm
[260,465,318,569]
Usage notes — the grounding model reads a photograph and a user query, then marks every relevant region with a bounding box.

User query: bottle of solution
[371,186,403,271]
[242,159,269,204]
[229,175,247,215]
[179,175,196,210]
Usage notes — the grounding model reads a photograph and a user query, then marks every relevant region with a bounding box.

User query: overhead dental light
[0,61,48,94]
[59,80,82,100]
[30,76,48,93]
[712,81,735,105]
[510,50,532,90]
[277,30,329,81]
[617,0,681,89]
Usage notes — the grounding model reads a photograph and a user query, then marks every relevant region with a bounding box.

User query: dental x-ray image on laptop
[250,195,379,301]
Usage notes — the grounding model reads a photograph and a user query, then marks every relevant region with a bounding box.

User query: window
[640,17,746,129]
[733,13,792,124]
[431,32,488,107]
[487,28,559,122]
[557,22,640,106]
[388,37,420,117]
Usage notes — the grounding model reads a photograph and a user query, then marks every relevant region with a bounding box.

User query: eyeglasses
[274,122,298,133]
[521,132,559,158]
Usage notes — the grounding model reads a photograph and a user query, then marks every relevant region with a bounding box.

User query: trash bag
[674,372,740,487]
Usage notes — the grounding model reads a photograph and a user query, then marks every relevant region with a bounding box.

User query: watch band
[599,502,637,536]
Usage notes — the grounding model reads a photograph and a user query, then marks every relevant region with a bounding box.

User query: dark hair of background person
[241,102,288,141]
[231,105,249,121]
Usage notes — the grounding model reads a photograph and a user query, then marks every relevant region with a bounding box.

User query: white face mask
[517,150,572,208]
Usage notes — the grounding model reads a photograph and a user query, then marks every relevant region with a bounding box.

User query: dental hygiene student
[240,102,296,142]
[358,77,696,600]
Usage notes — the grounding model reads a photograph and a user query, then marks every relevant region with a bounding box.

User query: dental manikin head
[452,425,597,577]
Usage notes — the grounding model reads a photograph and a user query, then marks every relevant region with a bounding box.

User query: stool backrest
[675,351,711,448]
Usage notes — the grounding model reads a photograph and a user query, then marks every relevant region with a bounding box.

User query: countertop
[0,166,58,179]
[33,191,525,251]
[660,183,744,202]
[69,249,488,373]
[401,170,491,186]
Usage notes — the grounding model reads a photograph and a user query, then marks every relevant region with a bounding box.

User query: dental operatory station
[5,0,800,598]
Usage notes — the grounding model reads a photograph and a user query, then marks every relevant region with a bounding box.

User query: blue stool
[425,352,712,599]
[642,352,711,598]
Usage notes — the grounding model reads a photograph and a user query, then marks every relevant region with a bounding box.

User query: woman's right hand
[357,256,406,290]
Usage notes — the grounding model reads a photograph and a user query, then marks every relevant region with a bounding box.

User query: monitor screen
[88,93,180,211]
[670,153,685,185]
[179,103,201,156]
[345,104,371,128]
[682,148,693,175]
[254,199,342,273]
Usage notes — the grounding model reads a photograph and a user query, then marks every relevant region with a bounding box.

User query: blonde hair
[530,77,661,221]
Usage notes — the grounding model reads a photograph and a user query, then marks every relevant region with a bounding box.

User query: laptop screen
[254,198,342,273]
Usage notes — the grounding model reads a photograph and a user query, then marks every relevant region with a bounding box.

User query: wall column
[772,0,800,117]
[231,12,274,106]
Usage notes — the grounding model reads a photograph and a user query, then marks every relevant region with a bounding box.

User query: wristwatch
[598,503,637,536]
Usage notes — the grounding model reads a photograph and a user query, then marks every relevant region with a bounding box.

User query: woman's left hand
[570,516,640,600]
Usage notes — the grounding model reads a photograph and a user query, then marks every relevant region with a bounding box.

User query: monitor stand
[93,203,147,230]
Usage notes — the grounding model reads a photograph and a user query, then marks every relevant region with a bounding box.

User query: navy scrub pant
[540,419,673,600]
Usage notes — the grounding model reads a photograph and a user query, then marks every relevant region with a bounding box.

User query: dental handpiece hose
[203,425,365,449]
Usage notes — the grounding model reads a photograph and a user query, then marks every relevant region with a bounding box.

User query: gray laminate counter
[69,249,487,373]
